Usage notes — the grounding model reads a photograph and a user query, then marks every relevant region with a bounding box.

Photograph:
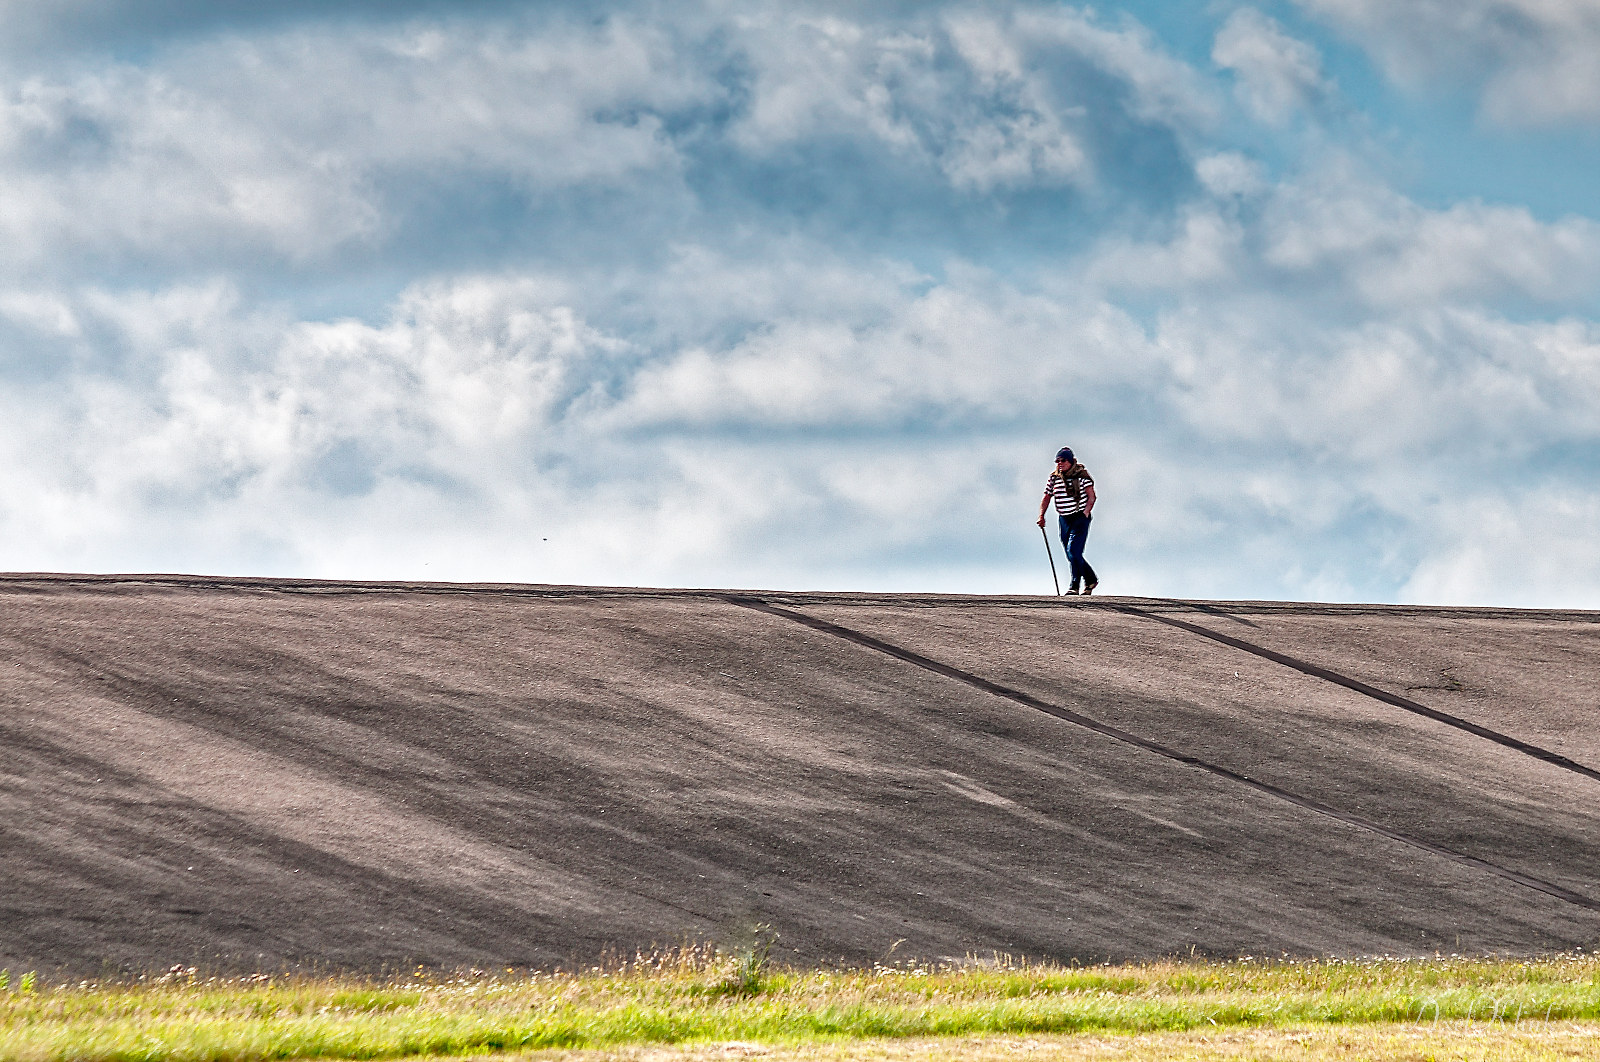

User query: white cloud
[1,262,1122,588]
[1295,0,1600,125]
[1400,489,1600,606]
[726,12,1093,191]
[0,276,620,558]
[1088,206,1245,288]
[0,17,709,274]
[0,290,82,338]
[1195,151,1266,197]
[1258,179,1600,307]
[1212,8,1329,126]
[1012,7,1218,130]
[0,2,1223,280]
[726,6,1214,191]
[1092,159,1600,310]
[607,263,1156,430]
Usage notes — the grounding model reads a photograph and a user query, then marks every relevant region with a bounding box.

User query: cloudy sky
[2,0,1598,604]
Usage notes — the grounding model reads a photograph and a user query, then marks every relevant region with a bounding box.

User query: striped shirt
[1044,465,1093,517]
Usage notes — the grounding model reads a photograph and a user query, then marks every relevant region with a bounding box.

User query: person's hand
[1036,516,1046,528]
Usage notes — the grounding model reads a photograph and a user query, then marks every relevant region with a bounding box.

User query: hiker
[1037,447,1097,595]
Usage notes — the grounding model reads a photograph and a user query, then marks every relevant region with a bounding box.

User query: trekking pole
[1039,524,1061,596]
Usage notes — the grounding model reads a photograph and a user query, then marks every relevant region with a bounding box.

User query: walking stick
[1039,524,1061,596]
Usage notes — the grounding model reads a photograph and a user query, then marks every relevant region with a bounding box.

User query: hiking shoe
[1082,580,1097,596]
[1066,585,1080,596]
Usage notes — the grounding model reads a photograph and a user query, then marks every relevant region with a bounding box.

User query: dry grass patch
[541,1022,1600,1062]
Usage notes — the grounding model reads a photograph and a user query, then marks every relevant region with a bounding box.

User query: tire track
[725,595,1600,914]
[1115,604,1600,785]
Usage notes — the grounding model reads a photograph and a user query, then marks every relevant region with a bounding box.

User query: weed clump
[0,971,34,994]
[713,925,778,998]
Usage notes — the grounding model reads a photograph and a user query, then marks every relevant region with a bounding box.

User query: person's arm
[1084,482,1096,517]
[1037,481,1053,527]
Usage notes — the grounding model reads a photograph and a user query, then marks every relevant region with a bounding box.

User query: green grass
[1,950,1597,1062]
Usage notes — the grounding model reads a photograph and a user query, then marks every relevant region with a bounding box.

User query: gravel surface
[3,575,1597,975]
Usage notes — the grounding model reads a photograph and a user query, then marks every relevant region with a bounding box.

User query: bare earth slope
[2,575,1598,975]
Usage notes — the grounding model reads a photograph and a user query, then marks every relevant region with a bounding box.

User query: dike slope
[2,574,1599,975]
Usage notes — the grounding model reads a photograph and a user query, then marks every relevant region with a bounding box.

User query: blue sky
[1,0,1598,605]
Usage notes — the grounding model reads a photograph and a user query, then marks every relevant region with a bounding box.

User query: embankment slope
[2,575,1598,974]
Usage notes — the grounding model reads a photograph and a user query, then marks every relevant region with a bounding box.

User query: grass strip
[1,953,1597,1062]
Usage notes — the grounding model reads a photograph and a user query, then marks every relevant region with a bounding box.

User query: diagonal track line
[725,595,1600,914]
[1115,604,1600,785]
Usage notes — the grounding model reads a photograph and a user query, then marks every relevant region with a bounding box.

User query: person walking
[1037,446,1098,595]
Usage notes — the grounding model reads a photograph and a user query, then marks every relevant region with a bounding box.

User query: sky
[2,0,1599,605]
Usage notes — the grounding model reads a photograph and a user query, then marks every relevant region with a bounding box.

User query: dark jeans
[1058,514,1096,588]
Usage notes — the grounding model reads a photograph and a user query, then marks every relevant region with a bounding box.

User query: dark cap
[1055,447,1075,463]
